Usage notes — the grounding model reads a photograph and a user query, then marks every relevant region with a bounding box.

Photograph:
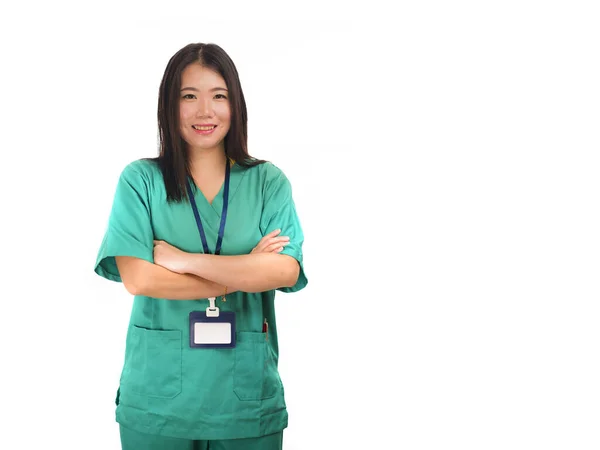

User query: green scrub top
[94,158,307,440]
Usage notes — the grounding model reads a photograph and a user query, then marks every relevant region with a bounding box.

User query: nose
[196,96,213,117]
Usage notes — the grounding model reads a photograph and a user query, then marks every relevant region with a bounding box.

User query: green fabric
[119,425,283,450]
[95,159,307,440]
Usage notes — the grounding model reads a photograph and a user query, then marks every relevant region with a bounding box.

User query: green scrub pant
[119,426,283,450]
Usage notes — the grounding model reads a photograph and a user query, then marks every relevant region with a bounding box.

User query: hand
[251,229,290,254]
[153,240,191,274]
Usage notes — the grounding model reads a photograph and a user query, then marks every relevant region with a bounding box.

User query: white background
[1,1,599,449]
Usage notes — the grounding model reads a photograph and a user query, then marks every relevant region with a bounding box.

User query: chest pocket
[233,331,282,401]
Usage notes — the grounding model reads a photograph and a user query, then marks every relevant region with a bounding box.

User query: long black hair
[153,43,265,202]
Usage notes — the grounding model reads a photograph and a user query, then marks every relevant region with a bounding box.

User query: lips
[192,125,217,131]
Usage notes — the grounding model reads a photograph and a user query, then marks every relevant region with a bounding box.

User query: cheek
[179,103,195,122]
[218,104,232,123]
[178,118,187,136]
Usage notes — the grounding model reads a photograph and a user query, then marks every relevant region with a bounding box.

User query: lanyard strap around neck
[185,160,231,255]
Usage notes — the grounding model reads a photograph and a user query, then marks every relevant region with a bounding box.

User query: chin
[189,141,226,152]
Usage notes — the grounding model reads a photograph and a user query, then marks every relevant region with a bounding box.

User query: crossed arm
[116,230,299,300]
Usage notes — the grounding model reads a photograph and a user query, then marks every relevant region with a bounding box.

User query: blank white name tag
[189,311,236,348]
[194,322,232,344]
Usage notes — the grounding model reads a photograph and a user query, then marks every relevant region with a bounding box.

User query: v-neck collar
[190,162,245,219]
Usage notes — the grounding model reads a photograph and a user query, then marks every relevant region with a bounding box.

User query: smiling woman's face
[179,63,231,154]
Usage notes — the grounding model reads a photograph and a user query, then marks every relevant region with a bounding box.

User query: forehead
[181,63,227,88]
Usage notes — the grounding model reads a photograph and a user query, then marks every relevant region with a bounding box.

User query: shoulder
[241,161,291,187]
[118,158,162,185]
[121,158,160,178]
[248,161,294,202]
[113,159,164,203]
[261,161,288,181]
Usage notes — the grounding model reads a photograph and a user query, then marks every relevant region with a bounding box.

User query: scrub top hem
[115,407,288,441]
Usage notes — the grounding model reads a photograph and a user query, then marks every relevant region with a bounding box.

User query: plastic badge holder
[189,298,236,348]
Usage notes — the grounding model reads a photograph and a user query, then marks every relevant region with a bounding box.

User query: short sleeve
[94,162,155,282]
[260,166,308,293]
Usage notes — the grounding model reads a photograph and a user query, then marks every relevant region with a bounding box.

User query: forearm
[117,256,230,300]
[183,253,299,293]
[139,267,230,300]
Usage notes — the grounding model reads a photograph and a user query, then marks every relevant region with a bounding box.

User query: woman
[94,42,307,450]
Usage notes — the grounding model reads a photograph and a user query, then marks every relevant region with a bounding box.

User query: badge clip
[206,297,220,317]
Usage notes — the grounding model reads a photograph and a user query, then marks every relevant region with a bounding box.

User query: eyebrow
[180,87,228,92]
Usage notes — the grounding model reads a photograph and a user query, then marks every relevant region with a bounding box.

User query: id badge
[189,310,236,348]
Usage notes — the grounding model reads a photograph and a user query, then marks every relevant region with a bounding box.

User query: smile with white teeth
[193,125,216,130]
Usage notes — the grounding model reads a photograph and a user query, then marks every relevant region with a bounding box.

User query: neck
[189,146,227,177]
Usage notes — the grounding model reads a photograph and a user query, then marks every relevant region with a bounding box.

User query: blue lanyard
[185,161,231,255]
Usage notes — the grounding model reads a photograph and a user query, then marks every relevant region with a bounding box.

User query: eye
[215,94,228,100]
[182,94,196,99]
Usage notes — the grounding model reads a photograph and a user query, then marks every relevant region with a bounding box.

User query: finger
[265,229,281,238]
[255,236,276,249]
[254,241,267,251]
[254,231,286,251]
[265,242,288,253]
[262,235,289,244]
[263,243,278,253]
[254,241,265,252]
[263,237,289,247]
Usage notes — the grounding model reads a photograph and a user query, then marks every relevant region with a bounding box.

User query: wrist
[184,252,205,276]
